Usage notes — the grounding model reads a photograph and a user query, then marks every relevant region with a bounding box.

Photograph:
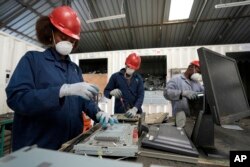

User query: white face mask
[52,31,73,55]
[191,73,202,82]
[55,41,73,55]
[126,68,135,75]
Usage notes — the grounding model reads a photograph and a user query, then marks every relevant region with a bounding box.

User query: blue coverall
[163,74,204,116]
[104,69,144,114]
[6,48,99,151]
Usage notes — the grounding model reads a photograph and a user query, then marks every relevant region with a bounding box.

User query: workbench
[0,113,13,157]
[59,116,250,167]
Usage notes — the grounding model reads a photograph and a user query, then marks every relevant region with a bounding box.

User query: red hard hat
[125,53,141,70]
[49,6,81,40]
[190,60,200,67]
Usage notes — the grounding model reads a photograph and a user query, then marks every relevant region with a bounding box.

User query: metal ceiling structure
[0,0,250,53]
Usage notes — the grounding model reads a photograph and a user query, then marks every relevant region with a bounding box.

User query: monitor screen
[197,47,250,125]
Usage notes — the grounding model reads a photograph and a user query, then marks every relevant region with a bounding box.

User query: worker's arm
[6,52,63,116]
[164,76,199,100]
[163,78,182,101]
[104,74,116,99]
[82,99,100,122]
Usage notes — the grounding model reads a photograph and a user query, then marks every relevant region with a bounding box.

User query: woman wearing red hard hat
[104,53,144,118]
[6,6,117,151]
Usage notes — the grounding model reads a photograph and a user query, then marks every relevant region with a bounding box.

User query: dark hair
[36,16,54,45]
[36,16,79,50]
[188,64,195,69]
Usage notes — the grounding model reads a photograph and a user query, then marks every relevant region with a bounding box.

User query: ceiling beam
[4,25,38,42]
[124,0,134,49]
[214,5,248,43]
[187,0,208,41]
[0,1,41,29]
[45,0,58,8]
[158,0,167,47]
[158,0,170,46]
[86,0,112,50]
[0,7,29,29]
[80,15,250,34]
[62,0,72,6]
[16,0,43,17]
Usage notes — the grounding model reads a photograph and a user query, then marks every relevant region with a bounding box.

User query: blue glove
[96,111,118,128]
[182,90,198,100]
[125,107,138,118]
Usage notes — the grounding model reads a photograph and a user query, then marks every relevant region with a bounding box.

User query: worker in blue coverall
[5,6,117,151]
[104,53,144,118]
[163,60,204,127]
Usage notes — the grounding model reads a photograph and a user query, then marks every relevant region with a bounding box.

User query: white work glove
[59,82,99,101]
[125,107,138,118]
[110,89,122,98]
[182,90,198,100]
[96,111,119,128]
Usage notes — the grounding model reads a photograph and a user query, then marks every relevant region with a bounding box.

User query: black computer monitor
[198,47,250,125]
[191,47,250,155]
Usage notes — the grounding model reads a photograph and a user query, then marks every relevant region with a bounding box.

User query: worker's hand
[96,111,119,128]
[59,82,99,101]
[110,89,122,98]
[125,107,138,118]
[182,90,198,100]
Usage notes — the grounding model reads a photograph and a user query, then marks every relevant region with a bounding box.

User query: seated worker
[104,53,144,118]
[163,60,204,127]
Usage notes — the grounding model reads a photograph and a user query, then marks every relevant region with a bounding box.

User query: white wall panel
[4,33,249,116]
[0,32,43,114]
[70,43,250,117]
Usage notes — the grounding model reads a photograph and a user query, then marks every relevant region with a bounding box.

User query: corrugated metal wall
[70,43,250,116]
[0,32,43,114]
[1,32,249,116]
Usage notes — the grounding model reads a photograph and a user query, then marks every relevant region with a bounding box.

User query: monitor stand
[191,103,227,158]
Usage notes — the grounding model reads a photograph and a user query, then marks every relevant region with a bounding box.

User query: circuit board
[114,114,140,122]
[73,124,138,157]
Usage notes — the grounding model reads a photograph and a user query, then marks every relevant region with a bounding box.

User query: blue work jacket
[163,74,204,116]
[5,48,99,151]
[104,68,144,114]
